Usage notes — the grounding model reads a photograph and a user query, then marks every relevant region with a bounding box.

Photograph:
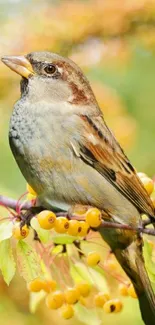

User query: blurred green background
[0,0,155,324]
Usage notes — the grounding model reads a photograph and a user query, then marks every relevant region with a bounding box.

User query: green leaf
[30,217,50,244]
[74,303,101,325]
[51,244,63,255]
[52,233,77,245]
[29,291,46,313]
[143,240,155,282]
[0,239,16,285]
[0,222,13,242]
[88,267,109,292]
[70,261,109,292]
[67,243,80,259]
[16,241,43,282]
[70,262,94,284]
[70,263,86,283]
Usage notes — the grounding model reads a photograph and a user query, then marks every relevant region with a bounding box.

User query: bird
[1,51,155,325]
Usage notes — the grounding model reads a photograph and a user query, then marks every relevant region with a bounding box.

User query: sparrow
[1,51,155,325]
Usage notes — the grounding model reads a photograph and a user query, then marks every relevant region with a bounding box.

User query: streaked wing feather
[76,114,154,217]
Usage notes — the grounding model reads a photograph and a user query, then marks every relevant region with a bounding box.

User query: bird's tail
[114,239,155,325]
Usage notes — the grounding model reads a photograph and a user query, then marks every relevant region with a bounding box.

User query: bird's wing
[71,114,154,217]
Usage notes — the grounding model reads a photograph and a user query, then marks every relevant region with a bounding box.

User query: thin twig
[0,195,32,211]
[100,220,155,236]
[0,194,155,236]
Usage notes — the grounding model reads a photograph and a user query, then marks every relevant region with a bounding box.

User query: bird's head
[1,51,97,107]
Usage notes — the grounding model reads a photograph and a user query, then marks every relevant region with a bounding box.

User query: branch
[71,213,155,236]
[0,195,32,211]
[0,194,155,236]
[100,220,155,236]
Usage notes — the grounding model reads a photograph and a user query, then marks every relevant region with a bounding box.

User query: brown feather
[78,114,154,217]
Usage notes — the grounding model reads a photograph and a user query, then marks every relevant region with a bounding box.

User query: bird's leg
[20,206,45,227]
[67,204,92,220]
[33,230,41,242]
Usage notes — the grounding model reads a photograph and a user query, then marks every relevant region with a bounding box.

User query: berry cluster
[137,172,154,196]
[36,207,101,235]
[94,293,122,313]
[11,207,102,241]
[27,276,126,319]
[8,175,153,322]
[119,283,137,299]
[27,278,90,319]
[12,170,155,242]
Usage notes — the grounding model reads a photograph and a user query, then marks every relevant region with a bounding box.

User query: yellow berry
[27,278,47,292]
[68,220,80,236]
[26,183,37,196]
[37,211,56,230]
[54,217,69,233]
[46,291,64,309]
[78,221,90,237]
[13,224,29,240]
[94,293,110,307]
[74,206,87,215]
[137,172,147,179]
[45,279,57,292]
[86,208,101,228]
[86,251,101,266]
[75,282,90,297]
[27,193,36,201]
[103,299,123,313]
[119,284,129,296]
[52,244,63,255]
[79,296,87,306]
[127,284,137,298]
[147,240,155,249]
[151,197,155,208]
[141,177,154,195]
[64,287,80,304]
[61,304,74,319]
[105,259,117,271]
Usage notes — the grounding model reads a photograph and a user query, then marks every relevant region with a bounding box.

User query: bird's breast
[9,99,74,195]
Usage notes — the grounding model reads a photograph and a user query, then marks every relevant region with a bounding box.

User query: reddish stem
[16,191,28,215]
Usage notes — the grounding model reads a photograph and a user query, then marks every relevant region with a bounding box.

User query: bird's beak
[1,55,34,78]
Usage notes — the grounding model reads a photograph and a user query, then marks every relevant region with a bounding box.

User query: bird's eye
[44,64,56,75]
